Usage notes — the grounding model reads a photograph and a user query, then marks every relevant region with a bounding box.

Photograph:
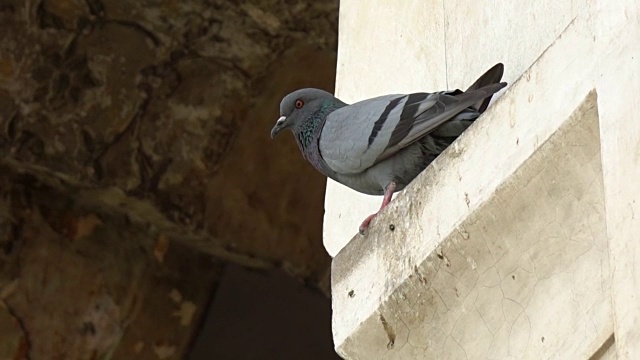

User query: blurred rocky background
[0,0,338,358]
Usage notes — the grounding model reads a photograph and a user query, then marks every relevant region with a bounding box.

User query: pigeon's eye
[295,99,304,109]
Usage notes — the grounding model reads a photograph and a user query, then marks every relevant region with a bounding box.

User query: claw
[359,213,377,234]
[358,181,397,235]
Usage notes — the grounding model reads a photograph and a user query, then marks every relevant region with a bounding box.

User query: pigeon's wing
[319,82,507,175]
[318,94,406,175]
[375,82,507,162]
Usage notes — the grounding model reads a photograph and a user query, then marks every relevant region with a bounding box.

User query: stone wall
[0,0,339,358]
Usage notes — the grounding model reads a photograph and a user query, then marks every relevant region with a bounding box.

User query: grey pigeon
[271,63,507,234]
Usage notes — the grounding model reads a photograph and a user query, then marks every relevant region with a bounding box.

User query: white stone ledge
[331,1,640,358]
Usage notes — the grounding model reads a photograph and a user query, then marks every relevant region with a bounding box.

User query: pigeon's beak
[270,116,287,138]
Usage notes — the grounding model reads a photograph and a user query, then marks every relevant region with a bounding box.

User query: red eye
[295,99,304,109]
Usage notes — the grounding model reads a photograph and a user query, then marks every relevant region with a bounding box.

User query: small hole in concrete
[437,253,444,260]
[348,290,355,298]
[389,224,395,231]
[541,336,545,343]
[512,275,516,280]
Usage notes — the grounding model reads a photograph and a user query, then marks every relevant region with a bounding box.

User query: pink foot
[359,213,378,234]
[358,181,397,235]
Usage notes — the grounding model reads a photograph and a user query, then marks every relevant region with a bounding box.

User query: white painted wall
[324,0,592,256]
[324,0,446,256]
[329,0,640,358]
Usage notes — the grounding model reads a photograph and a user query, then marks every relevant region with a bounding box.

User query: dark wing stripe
[367,96,404,148]
[386,92,429,149]
[446,89,463,96]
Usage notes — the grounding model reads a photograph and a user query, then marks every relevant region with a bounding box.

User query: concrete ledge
[333,92,610,358]
[331,2,640,357]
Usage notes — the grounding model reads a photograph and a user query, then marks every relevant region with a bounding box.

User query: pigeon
[271,63,507,234]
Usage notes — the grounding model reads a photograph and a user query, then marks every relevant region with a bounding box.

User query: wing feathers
[367,96,404,147]
[318,64,507,175]
[376,82,506,162]
[387,93,431,149]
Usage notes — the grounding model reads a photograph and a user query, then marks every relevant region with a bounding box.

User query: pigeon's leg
[359,181,397,234]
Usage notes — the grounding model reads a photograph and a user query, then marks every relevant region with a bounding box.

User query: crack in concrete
[379,313,396,350]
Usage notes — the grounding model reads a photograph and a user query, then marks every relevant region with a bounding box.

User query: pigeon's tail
[465,63,505,113]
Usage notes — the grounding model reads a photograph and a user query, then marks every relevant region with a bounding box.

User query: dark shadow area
[190,264,340,360]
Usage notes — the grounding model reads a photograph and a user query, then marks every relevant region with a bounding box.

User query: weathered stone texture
[0,0,338,357]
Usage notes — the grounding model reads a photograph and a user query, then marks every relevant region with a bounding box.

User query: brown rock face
[0,0,338,358]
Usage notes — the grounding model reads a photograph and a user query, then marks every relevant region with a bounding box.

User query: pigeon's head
[271,88,335,138]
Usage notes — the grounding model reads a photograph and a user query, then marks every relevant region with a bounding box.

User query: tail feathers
[431,80,506,138]
[465,63,505,113]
